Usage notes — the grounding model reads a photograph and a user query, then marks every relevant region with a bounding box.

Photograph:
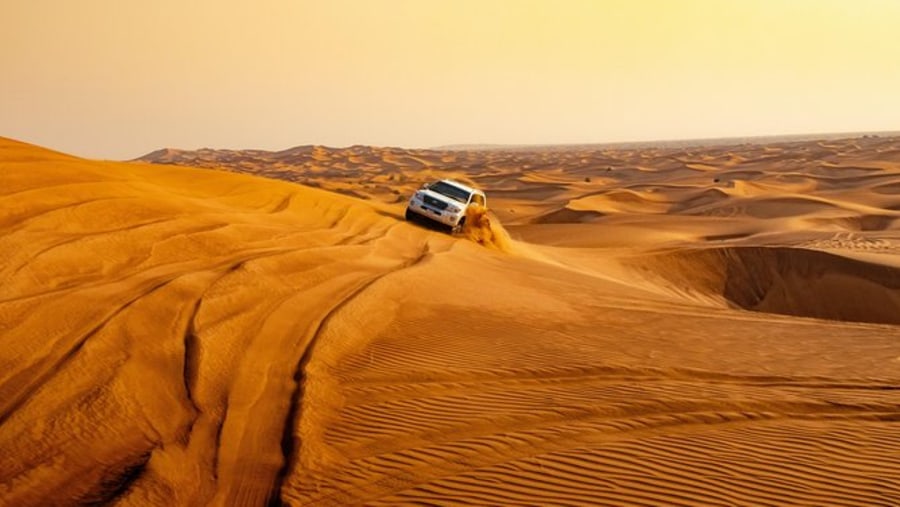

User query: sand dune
[624,246,900,323]
[2,135,900,505]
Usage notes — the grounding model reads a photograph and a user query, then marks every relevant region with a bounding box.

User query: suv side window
[472,194,485,206]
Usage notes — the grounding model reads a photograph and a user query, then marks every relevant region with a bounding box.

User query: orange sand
[2,135,900,505]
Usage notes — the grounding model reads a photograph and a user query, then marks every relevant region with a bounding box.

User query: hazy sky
[4,0,900,159]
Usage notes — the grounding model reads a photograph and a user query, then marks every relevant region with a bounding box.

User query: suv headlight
[446,204,461,213]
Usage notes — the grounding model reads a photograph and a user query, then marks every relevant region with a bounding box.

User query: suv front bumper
[407,200,464,227]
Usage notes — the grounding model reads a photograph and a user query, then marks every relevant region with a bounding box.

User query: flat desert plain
[2,135,900,506]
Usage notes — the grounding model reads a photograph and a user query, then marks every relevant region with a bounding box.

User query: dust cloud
[462,204,513,252]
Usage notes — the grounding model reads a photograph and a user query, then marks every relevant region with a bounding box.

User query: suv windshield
[428,181,471,204]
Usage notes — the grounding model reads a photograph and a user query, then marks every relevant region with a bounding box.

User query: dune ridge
[624,245,900,324]
[2,134,900,505]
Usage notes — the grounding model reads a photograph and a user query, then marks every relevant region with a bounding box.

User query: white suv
[405,179,487,233]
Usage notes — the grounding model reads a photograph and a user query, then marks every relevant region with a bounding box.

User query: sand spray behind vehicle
[462,204,513,252]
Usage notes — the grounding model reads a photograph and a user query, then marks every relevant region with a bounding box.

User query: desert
[2,133,900,505]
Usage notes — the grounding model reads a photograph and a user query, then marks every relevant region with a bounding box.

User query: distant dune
[432,130,900,151]
[4,134,900,505]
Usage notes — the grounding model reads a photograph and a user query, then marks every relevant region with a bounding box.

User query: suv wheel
[452,217,466,235]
